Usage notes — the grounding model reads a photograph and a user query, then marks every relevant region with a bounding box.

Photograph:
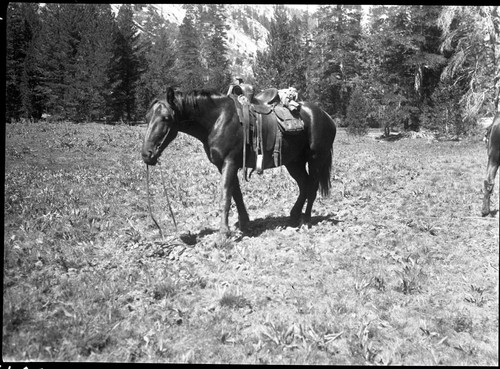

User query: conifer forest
[5,4,499,134]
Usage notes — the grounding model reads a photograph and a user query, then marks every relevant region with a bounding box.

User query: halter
[148,100,175,155]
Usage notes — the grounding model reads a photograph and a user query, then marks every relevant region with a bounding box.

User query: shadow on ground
[179,214,342,245]
[244,215,341,237]
[179,228,217,245]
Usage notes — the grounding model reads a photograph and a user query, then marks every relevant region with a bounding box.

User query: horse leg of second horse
[482,158,498,216]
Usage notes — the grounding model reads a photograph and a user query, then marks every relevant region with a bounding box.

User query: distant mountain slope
[152,4,271,78]
[113,4,305,79]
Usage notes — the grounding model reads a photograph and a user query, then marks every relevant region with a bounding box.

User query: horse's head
[142,88,179,165]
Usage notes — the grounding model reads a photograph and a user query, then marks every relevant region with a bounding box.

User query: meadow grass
[3,121,498,364]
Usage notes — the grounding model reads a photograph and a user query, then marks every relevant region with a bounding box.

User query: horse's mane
[174,89,224,113]
[147,89,225,120]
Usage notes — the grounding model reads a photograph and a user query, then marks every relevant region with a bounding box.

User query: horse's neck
[177,109,214,144]
[177,118,208,143]
[177,97,223,142]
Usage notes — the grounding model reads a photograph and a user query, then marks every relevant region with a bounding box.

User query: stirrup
[256,154,263,175]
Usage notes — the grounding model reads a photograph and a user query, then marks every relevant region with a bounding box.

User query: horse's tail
[318,146,332,197]
[318,111,336,197]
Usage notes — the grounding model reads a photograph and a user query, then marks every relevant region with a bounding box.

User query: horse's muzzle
[142,150,158,165]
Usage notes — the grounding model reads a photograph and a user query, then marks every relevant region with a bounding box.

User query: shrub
[345,87,370,136]
[421,82,473,136]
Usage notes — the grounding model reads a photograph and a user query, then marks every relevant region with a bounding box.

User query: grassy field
[3,121,498,364]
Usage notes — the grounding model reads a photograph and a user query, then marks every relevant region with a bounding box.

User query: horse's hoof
[289,216,301,228]
[214,232,234,249]
[235,218,250,232]
[482,209,497,217]
[302,215,312,228]
[179,232,197,245]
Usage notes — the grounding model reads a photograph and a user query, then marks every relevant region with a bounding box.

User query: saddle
[253,88,281,106]
[228,84,281,107]
[229,85,304,179]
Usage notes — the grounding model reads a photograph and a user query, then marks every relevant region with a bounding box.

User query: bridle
[149,100,176,157]
[145,100,178,238]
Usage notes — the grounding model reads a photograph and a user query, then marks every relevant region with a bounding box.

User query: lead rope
[145,163,179,239]
[146,164,164,239]
[158,161,178,233]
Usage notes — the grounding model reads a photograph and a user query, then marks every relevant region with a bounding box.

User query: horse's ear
[166,87,175,106]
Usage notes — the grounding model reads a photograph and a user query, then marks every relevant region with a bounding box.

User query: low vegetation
[3,121,498,364]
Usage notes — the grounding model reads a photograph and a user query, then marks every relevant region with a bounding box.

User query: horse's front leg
[218,160,239,238]
[232,178,250,231]
[482,158,499,216]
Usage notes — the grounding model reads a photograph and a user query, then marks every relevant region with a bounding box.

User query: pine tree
[345,86,370,136]
[204,4,231,92]
[288,15,309,98]
[353,5,445,132]
[306,5,363,115]
[438,6,500,117]
[253,5,305,91]
[32,3,79,120]
[69,4,115,121]
[136,5,178,115]
[30,4,117,122]
[6,3,41,121]
[108,4,141,122]
[176,4,204,91]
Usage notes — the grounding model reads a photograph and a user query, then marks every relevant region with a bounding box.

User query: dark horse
[482,112,500,216]
[141,87,336,239]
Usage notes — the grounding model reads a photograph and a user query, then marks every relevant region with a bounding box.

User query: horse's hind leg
[286,161,308,226]
[301,147,334,224]
[482,158,499,216]
[304,176,319,226]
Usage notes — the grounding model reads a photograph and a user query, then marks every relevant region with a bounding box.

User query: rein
[159,162,178,232]
[146,164,163,239]
[145,161,178,239]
